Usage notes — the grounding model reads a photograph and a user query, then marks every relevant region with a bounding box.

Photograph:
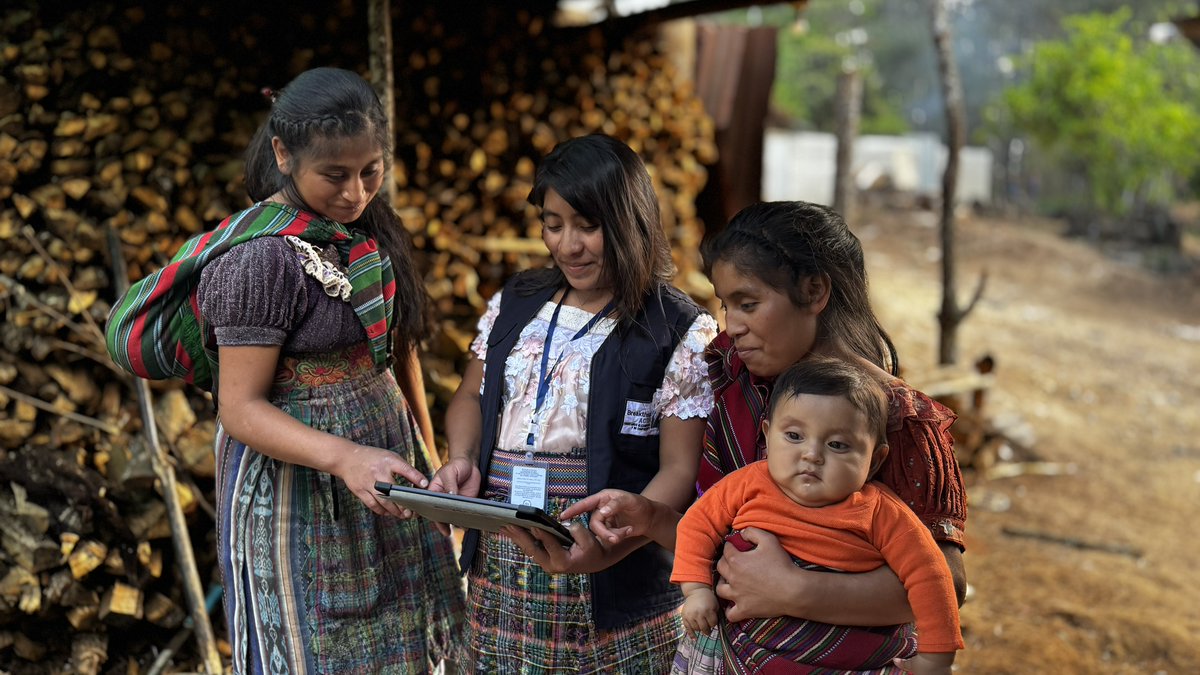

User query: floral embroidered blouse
[472,289,719,454]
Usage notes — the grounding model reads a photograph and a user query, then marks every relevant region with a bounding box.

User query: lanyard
[527,289,614,448]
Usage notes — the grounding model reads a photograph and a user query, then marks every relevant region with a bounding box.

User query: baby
[671,356,963,674]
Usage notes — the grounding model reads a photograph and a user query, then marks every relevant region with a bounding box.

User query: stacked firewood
[387,4,717,401]
[0,1,716,671]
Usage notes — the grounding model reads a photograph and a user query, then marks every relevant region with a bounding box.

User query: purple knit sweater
[196,237,365,355]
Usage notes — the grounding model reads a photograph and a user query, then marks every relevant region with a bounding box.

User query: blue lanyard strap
[527,289,615,447]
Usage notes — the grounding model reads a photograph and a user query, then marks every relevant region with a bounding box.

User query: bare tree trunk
[931,0,983,365]
[832,67,862,223]
[368,0,396,206]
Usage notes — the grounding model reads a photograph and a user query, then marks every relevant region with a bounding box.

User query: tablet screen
[375,482,574,547]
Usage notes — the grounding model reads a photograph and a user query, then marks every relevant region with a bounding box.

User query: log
[66,605,101,631]
[103,547,125,576]
[144,590,186,628]
[12,631,47,662]
[0,384,119,436]
[1001,526,1142,559]
[904,353,1004,468]
[70,633,108,675]
[0,566,40,614]
[1,481,51,533]
[67,539,107,580]
[98,581,143,622]
[0,518,61,574]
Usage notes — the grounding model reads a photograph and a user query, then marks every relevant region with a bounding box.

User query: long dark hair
[524,134,674,324]
[243,67,428,353]
[702,201,899,375]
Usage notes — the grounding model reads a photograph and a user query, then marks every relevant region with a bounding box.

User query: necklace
[565,289,615,314]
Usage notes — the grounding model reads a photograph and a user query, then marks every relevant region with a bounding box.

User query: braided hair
[701,201,899,376]
[243,67,428,353]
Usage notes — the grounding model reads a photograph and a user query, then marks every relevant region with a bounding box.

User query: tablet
[374,482,574,547]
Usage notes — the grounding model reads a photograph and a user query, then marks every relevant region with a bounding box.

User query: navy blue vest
[460,271,704,629]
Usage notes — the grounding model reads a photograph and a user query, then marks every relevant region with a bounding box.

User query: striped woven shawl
[105,201,395,391]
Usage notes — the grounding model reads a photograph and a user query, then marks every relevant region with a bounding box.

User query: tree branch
[0,383,122,436]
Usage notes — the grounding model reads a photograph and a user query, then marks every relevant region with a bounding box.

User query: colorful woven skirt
[672,557,916,674]
[464,447,682,673]
[215,343,466,674]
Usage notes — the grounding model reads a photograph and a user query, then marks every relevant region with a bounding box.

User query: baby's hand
[680,589,719,638]
[893,652,955,675]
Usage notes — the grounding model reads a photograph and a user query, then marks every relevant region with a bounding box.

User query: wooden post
[659,18,698,85]
[832,66,861,223]
[368,0,397,207]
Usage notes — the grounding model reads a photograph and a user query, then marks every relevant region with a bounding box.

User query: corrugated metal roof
[557,0,790,27]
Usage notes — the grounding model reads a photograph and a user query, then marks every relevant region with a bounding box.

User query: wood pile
[905,353,1044,480]
[387,4,717,402]
[0,1,716,671]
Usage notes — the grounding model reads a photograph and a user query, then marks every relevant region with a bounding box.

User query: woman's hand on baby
[335,444,428,519]
[714,527,798,621]
[502,521,610,574]
[559,488,654,544]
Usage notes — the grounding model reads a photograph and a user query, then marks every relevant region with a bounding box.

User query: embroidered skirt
[465,447,682,674]
[215,343,466,674]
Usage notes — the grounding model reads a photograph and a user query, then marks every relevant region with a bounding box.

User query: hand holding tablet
[375,482,574,547]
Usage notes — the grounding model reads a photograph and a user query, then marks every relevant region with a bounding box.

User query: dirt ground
[852,203,1200,674]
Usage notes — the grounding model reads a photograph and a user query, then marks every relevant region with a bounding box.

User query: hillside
[859,204,1200,674]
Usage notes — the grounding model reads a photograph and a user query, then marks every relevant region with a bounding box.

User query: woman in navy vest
[430,134,717,672]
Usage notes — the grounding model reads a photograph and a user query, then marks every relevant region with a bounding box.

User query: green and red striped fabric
[105,201,395,391]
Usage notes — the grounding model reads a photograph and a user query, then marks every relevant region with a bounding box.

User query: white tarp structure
[763,129,993,206]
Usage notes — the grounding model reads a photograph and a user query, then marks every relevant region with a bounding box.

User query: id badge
[510,457,549,512]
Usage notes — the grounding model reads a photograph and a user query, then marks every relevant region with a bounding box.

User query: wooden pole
[368,0,397,206]
[832,66,862,223]
[659,18,698,86]
[105,227,223,675]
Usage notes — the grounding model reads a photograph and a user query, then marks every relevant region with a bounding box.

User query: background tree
[713,0,1195,139]
[711,2,907,133]
[931,0,983,366]
[998,9,1200,224]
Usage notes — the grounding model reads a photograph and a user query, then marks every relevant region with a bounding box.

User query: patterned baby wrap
[674,534,916,675]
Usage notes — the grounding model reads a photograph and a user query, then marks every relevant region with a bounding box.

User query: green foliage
[774,29,910,135]
[999,9,1200,215]
[773,31,846,128]
[708,2,909,134]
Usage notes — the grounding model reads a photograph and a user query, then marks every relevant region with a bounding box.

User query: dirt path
[857,205,1200,674]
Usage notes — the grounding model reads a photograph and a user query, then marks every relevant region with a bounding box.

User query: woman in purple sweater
[195,67,464,673]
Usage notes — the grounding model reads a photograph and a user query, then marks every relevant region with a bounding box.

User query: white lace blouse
[471,289,718,453]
